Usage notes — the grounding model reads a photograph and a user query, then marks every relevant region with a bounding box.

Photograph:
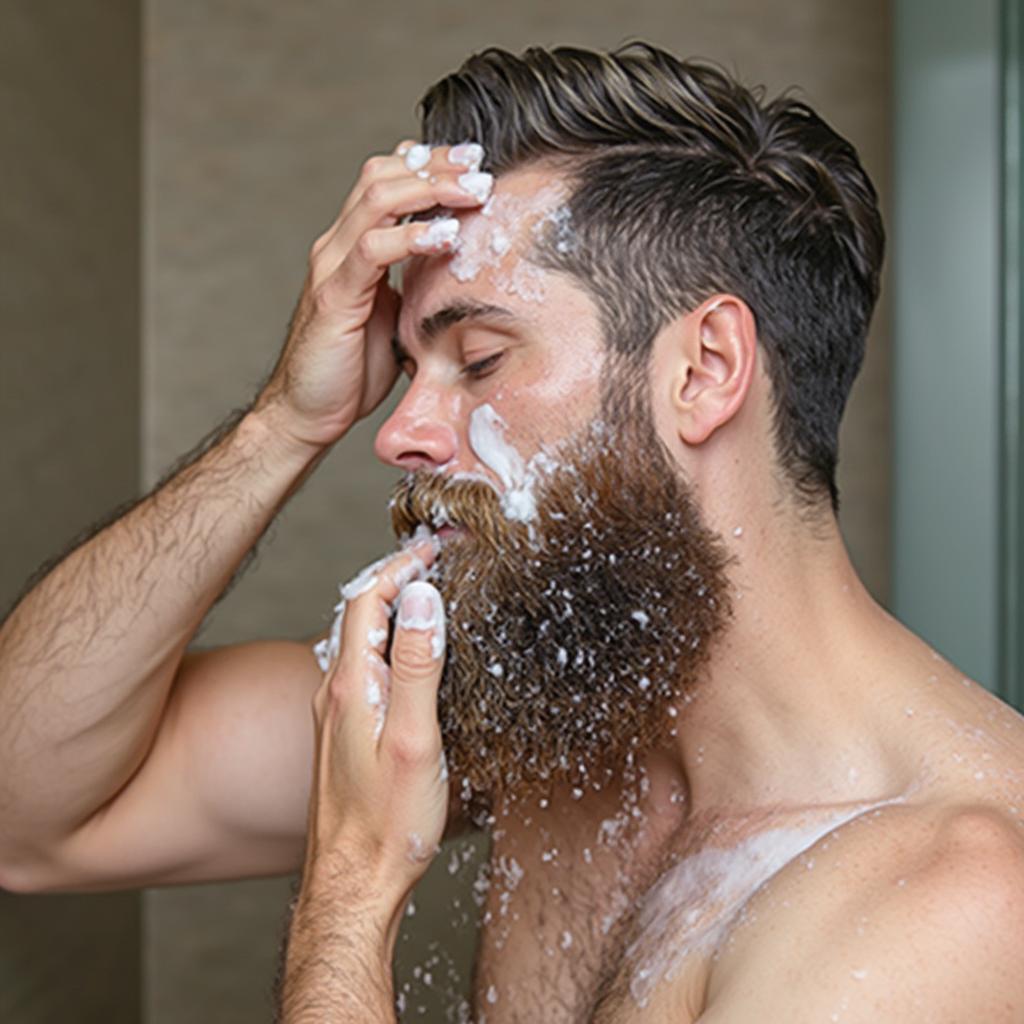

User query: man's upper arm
[702,808,1024,1023]
[28,640,323,892]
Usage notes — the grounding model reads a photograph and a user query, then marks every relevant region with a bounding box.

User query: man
[2,43,1023,1022]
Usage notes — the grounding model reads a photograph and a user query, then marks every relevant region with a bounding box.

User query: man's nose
[374,384,459,471]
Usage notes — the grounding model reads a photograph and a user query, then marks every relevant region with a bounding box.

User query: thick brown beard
[390,415,732,809]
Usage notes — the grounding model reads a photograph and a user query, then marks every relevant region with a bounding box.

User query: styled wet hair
[418,42,884,513]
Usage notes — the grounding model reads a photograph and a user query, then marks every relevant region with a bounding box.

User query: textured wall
[143,1,891,1020]
[0,1,141,1021]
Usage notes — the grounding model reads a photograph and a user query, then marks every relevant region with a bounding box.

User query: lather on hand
[255,139,492,455]
[279,538,450,1023]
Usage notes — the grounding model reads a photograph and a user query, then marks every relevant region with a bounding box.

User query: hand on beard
[304,539,449,932]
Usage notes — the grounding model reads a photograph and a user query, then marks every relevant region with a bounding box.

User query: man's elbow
[0,856,51,894]
[0,839,84,894]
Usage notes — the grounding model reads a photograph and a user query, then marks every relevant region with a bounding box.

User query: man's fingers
[340,140,484,222]
[380,581,446,769]
[313,218,461,333]
[327,540,437,735]
[336,139,419,222]
[367,217,463,267]
[316,170,490,280]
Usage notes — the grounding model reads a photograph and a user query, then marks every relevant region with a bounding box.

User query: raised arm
[0,141,489,892]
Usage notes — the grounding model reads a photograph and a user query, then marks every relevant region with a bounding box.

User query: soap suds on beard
[448,186,576,303]
[389,407,733,808]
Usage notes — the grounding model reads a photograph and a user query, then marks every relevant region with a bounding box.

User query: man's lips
[434,524,467,540]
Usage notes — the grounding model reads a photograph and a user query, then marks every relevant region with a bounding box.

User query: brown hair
[418,43,884,512]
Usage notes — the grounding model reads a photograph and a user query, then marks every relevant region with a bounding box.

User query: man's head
[375,43,883,804]
[417,42,885,513]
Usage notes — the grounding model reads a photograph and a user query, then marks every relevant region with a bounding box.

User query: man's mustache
[390,472,527,552]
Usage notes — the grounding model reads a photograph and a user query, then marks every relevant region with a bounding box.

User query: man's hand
[257,140,491,453]
[279,538,449,1022]
[0,141,487,894]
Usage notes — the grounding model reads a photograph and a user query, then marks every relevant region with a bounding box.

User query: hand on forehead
[401,165,573,316]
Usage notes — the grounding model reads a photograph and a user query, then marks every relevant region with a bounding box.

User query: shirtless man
[1,43,1023,1023]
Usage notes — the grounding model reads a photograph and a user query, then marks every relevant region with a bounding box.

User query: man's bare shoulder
[702,799,1024,1022]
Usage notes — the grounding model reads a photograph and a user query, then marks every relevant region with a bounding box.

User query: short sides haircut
[418,43,885,512]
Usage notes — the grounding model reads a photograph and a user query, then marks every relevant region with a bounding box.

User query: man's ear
[669,295,758,446]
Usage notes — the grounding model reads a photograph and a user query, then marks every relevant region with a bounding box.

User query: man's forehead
[400,167,572,317]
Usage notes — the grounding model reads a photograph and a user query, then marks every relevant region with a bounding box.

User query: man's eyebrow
[420,300,520,341]
[391,300,522,365]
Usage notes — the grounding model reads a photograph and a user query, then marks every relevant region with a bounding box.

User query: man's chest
[471,887,717,1024]
[471,804,882,1023]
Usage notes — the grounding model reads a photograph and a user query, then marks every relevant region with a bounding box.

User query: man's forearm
[277,870,399,1023]
[0,405,321,872]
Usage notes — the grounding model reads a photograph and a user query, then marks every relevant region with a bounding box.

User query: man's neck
[661,519,923,825]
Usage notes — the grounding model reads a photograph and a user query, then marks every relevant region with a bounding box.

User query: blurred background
[1,0,1020,1020]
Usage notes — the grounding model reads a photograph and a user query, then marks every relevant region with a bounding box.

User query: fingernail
[397,581,442,629]
[404,143,431,172]
[400,523,442,557]
[449,142,484,169]
[397,582,446,659]
[457,171,493,203]
[413,217,460,251]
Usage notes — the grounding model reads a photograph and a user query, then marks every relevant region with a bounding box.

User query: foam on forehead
[449,185,575,303]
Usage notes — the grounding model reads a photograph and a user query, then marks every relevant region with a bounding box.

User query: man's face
[374,167,606,479]
[377,168,731,808]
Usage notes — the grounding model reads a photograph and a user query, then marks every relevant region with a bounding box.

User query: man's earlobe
[672,295,758,446]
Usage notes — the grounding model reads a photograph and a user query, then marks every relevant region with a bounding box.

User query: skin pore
[373,164,1024,1021]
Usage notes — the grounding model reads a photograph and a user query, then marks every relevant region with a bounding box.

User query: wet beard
[390,414,732,809]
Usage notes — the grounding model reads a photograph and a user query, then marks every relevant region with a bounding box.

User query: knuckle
[386,729,436,770]
[309,233,330,262]
[325,662,356,708]
[362,180,389,211]
[309,283,336,318]
[360,154,388,181]
[354,232,379,265]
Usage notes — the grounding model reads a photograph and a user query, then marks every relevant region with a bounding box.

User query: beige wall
[0,2,141,1021]
[143,1,890,1020]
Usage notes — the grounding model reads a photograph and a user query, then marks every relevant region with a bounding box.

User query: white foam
[446,186,571,303]
[404,144,431,172]
[407,832,429,863]
[449,142,484,170]
[313,536,433,673]
[342,559,385,600]
[458,171,494,203]
[396,581,446,660]
[625,797,906,1008]
[367,627,389,648]
[414,217,461,251]
[313,598,346,673]
[468,403,559,524]
[469,403,525,493]
[312,637,332,673]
